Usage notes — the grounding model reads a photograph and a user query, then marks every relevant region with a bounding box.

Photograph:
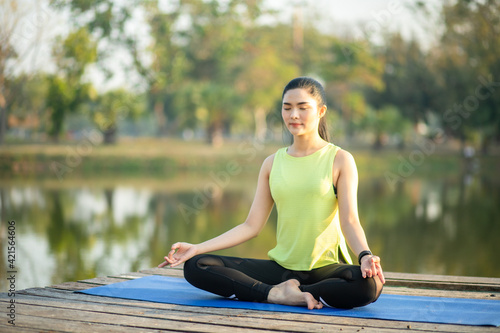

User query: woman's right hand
[158,242,198,268]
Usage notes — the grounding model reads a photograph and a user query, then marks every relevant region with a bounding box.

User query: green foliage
[366,34,438,125]
[46,75,74,139]
[3,0,498,151]
[434,0,500,152]
[7,74,49,119]
[54,27,98,78]
[87,88,145,131]
[45,25,97,141]
[362,105,412,148]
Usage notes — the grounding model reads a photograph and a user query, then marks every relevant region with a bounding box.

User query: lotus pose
[159,77,385,309]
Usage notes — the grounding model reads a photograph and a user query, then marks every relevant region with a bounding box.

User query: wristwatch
[358,250,372,265]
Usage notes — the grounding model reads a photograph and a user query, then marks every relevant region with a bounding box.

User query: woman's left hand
[360,255,385,284]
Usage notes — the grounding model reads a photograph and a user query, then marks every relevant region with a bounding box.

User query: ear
[318,105,327,118]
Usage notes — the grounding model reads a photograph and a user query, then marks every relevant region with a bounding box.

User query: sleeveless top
[268,143,352,270]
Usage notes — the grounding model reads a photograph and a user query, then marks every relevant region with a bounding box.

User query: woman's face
[282,88,325,138]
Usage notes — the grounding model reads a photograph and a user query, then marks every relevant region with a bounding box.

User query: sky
[8,0,443,90]
[264,0,441,46]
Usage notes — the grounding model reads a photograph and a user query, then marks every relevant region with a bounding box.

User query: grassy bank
[0,138,280,179]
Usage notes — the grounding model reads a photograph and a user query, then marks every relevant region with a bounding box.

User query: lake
[1,155,499,291]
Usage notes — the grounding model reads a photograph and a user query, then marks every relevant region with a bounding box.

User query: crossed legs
[183,254,383,309]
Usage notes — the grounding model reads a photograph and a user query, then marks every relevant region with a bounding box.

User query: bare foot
[267,279,323,310]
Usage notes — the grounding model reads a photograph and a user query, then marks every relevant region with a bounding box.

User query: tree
[84,88,145,144]
[433,0,500,153]
[46,75,73,140]
[6,73,48,139]
[179,0,249,145]
[363,105,412,149]
[129,0,187,136]
[367,34,439,124]
[319,37,385,139]
[51,0,137,76]
[0,0,49,144]
[45,27,97,141]
[49,0,141,141]
[236,26,299,141]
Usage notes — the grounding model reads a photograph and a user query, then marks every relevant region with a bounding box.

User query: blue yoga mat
[79,275,500,327]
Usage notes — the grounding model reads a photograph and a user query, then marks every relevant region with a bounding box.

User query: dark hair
[282,77,330,142]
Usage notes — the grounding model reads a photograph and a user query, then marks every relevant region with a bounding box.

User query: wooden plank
[386,279,500,292]
[0,313,159,333]
[0,323,54,333]
[383,286,498,300]
[77,276,131,285]
[0,296,397,333]
[385,272,500,285]
[50,275,135,290]
[15,287,499,332]
[108,272,148,279]
[0,301,277,333]
[48,281,99,291]
[140,267,184,277]
[385,272,500,292]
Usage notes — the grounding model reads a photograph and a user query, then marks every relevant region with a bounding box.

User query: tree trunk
[154,100,167,136]
[0,106,6,145]
[102,126,117,144]
[207,120,223,147]
[372,132,383,150]
[0,88,6,144]
[480,136,489,156]
[254,107,267,141]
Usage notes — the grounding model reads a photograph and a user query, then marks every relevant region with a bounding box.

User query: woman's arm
[334,150,385,283]
[159,154,275,268]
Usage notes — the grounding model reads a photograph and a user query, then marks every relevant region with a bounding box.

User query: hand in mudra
[360,255,385,284]
[158,242,198,268]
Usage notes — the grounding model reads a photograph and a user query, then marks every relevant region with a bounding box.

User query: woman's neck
[288,135,328,157]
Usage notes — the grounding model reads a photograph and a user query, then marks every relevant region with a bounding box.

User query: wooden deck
[1,267,499,332]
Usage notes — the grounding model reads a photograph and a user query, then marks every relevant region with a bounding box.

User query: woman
[159,77,385,310]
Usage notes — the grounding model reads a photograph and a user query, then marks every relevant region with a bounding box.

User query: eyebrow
[283,102,311,106]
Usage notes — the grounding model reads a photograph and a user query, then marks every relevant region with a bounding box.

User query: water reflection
[1,170,499,291]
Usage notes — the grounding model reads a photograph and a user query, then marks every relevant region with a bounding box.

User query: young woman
[159,77,385,310]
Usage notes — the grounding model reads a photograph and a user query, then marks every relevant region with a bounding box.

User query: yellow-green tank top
[268,143,352,270]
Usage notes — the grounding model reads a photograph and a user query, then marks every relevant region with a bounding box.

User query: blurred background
[1,0,499,291]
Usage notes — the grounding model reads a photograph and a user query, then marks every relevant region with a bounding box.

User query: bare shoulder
[335,149,357,170]
[333,149,359,189]
[261,153,276,175]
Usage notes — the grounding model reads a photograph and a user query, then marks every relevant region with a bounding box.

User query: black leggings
[183,254,383,309]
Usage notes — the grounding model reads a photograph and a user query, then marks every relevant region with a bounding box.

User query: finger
[167,254,182,264]
[167,250,176,260]
[363,259,373,278]
[377,266,386,284]
[370,258,377,277]
[159,257,174,268]
[372,257,384,283]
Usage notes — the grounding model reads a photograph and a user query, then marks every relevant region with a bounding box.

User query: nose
[290,108,299,119]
